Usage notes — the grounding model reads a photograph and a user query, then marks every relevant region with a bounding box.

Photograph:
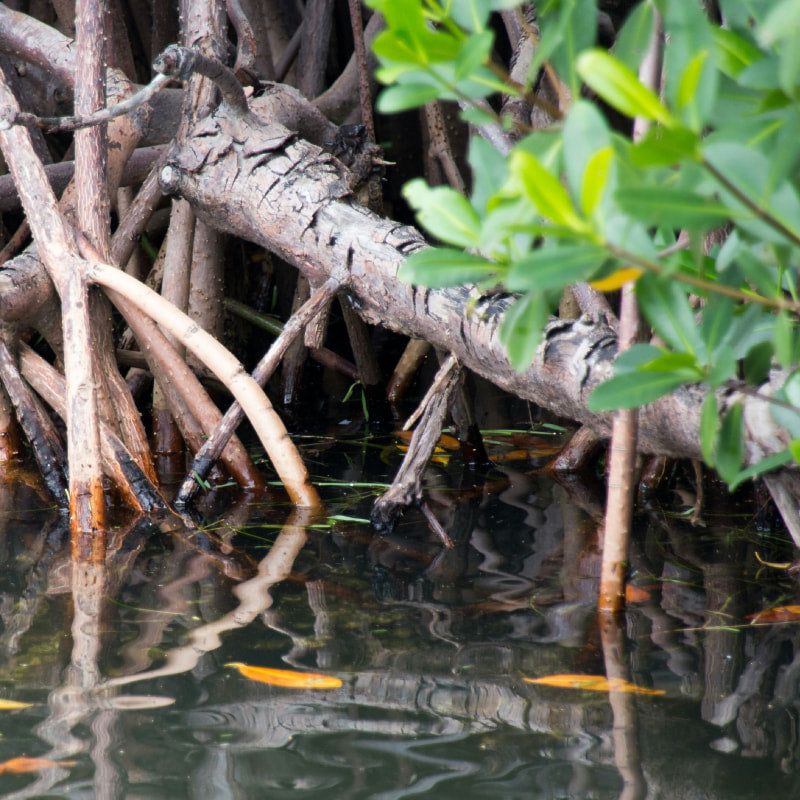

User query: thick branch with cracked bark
[156,98,762,465]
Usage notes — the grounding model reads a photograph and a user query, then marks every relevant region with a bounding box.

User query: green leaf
[700,392,718,465]
[563,100,611,204]
[615,187,742,228]
[635,274,704,357]
[657,0,719,129]
[448,0,491,31]
[778,36,800,99]
[509,150,587,231]
[602,213,658,261]
[729,449,794,490]
[581,146,614,217]
[614,0,656,73]
[715,402,744,485]
[705,345,737,387]
[774,309,795,367]
[630,126,702,168]
[713,27,763,79]
[533,0,598,97]
[783,371,800,407]
[504,244,608,292]
[376,82,441,112]
[576,49,676,126]
[717,0,769,30]
[700,295,736,362]
[638,351,702,375]
[399,248,502,287]
[454,30,494,81]
[500,292,550,369]
[677,50,710,110]
[468,135,508,214]
[743,341,773,384]
[759,0,800,48]
[703,142,800,245]
[403,179,481,247]
[587,370,687,411]
[612,343,664,371]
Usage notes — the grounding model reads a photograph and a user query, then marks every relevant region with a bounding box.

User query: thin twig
[226,0,273,82]
[347,0,375,142]
[0,73,172,133]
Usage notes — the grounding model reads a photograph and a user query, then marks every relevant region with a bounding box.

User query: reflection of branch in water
[118,540,213,676]
[0,514,65,658]
[116,497,260,675]
[600,613,647,800]
[261,579,333,671]
[3,562,112,800]
[101,508,317,690]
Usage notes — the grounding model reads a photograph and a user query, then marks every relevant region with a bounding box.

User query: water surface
[0,431,796,798]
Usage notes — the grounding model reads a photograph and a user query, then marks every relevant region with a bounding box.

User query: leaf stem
[702,159,800,250]
[605,244,800,315]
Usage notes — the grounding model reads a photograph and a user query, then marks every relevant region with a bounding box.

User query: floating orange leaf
[489,446,562,462]
[226,663,342,689]
[524,674,664,695]
[625,585,652,603]
[0,757,77,774]
[394,431,460,451]
[590,267,642,292]
[395,443,450,465]
[437,433,461,450]
[393,429,566,465]
[747,605,800,624]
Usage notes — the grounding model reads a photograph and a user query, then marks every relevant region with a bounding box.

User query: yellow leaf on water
[590,268,642,292]
[0,757,76,774]
[747,605,800,624]
[394,431,460,451]
[437,433,461,451]
[524,674,664,695]
[226,663,343,689]
[0,699,32,711]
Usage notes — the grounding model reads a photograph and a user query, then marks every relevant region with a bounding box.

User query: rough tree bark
[155,88,792,470]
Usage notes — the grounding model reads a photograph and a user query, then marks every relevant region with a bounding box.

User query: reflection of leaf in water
[524,674,665,695]
[226,663,343,689]
[747,605,800,624]
[0,699,32,711]
[0,757,77,774]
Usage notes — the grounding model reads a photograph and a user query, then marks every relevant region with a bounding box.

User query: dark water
[0,430,798,799]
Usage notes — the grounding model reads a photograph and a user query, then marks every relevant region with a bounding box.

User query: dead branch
[372,354,462,529]
[0,145,164,213]
[176,276,341,508]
